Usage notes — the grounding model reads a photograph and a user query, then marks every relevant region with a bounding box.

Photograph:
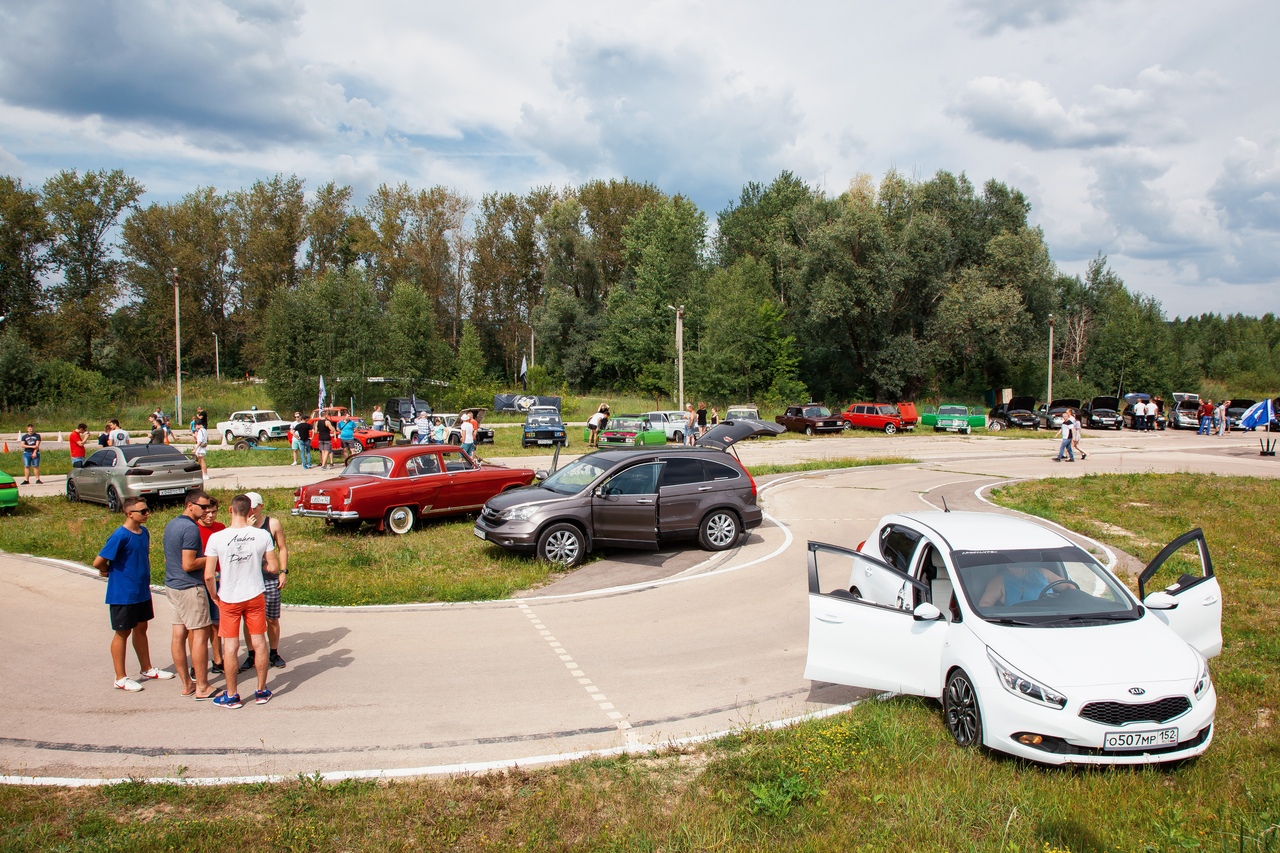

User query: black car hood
[1007,396,1036,413]
[1087,396,1120,411]
[1048,398,1081,411]
[696,419,785,449]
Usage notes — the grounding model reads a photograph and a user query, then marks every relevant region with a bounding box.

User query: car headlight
[497,504,538,522]
[987,649,1067,710]
[1193,650,1211,700]
[524,430,535,437]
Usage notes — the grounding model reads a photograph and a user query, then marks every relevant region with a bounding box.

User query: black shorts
[109,599,154,632]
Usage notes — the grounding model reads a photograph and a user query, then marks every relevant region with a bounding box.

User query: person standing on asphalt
[93,497,175,692]
[192,417,210,481]
[338,416,357,462]
[148,416,166,445]
[415,410,431,444]
[164,490,216,700]
[1217,399,1230,436]
[239,492,289,672]
[1198,398,1213,435]
[1070,408,1087,460]
[1053,411,1076,461]
[289,412,303,466]
[69,423,88,468]
[684,404,697,446]
[195,496,225,677]
[316,416,334,469]
[204,494,279,709]
[460,411,477,457]
[293,417,313,469]
[20,423,41,484]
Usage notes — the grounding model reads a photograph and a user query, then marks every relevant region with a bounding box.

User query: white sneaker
[291,461,298,466]
[140,667,175,680]
[115,677,143,692]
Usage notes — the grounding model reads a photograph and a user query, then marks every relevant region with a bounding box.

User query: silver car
[67,445,204,511]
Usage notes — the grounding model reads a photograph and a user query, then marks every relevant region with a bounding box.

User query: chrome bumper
[291,508,360,520]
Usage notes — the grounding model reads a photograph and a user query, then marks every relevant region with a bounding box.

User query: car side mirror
[913,602,944,622]
[534,469,548,481]
[1143,592,1179,610]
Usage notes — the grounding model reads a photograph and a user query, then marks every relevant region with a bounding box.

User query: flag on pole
[318,375,326,413]
[1238,398,1274,431]
[519,355,528,391]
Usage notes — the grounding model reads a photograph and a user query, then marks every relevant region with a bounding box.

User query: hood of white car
[974,615,1198,688]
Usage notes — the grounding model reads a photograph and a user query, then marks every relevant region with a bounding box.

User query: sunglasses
[194,502,213,509]
[129,508,151,516]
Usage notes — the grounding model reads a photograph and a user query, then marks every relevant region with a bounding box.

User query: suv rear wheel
[699,509,740,551]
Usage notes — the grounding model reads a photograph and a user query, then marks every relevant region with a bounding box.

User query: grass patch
[751,456,918,476]
[2,473,1277,851]
[0,488,569,605]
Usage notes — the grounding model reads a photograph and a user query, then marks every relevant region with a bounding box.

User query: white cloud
[959,0,1086,34]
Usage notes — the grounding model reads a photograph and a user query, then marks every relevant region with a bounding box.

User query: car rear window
[659,457,704,487]
[121,446,186,462]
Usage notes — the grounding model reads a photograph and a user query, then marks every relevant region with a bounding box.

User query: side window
[441,450,474,472]
[87,450,114,467]
[405,454,441,477]
[602,463,661,496]
[703,460,741,481]
[659,458,704,487]
[878,525,922,574]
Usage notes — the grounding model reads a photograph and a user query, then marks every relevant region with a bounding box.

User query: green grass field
[2,473,1275,851]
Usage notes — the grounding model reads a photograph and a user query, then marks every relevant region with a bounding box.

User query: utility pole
[213,332,220,381]
[1046,313,1054,405]
[173,268,182,426]
[668,304,685,409]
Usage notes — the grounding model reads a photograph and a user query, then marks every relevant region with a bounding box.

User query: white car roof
[885,511,1072,552]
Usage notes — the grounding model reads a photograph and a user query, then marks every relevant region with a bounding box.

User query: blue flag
[1238,398,1274,430]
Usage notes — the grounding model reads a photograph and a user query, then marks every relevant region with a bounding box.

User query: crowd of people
[1195,398,1234,437]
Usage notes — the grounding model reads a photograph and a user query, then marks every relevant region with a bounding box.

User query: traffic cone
[2,442,7,453]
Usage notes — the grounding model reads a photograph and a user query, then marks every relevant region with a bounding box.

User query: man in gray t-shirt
[163,490,216,698]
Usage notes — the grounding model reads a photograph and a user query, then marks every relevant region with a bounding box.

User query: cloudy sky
[1,0,1276,317]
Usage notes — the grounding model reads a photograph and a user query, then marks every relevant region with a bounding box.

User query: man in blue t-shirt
[164,490,216,699]
[93,497,176,692]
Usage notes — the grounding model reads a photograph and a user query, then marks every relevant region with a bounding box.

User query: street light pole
[1046,312,1054,406]
[213,332,220,381]
[173,268,182,426]
[668,304,685,409]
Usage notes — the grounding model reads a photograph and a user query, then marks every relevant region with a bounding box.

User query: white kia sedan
[805,511,1222,766]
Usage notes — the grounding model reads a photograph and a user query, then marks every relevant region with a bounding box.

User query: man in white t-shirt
[108,419,130,445]
[460,412,477,456]
[204,494,279,709]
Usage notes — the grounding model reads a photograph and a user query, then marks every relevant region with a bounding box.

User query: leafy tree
[305,182,361,275]
[41,168,144,369]
[383,281,445,382]
[0,176,52,344]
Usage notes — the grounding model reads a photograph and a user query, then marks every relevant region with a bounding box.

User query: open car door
[804,541,948,696]
[1138,528,1223,658]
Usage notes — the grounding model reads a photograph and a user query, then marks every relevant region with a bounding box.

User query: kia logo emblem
[1129,687,1146,696]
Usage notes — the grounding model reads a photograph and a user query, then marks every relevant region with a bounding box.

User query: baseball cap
[245,492,265,509]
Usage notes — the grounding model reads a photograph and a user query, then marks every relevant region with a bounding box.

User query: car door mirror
[913,602,944,621]
[1143,592,1179,610]
[533,469,548,481]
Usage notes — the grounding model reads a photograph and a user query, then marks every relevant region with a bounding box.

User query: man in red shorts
[203,494,279,708]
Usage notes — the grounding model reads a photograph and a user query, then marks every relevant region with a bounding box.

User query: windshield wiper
[985,617,1040,626]
[1042,613,1138,625]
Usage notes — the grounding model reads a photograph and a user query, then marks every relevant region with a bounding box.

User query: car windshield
[952,546,1139,624]
[939,405,968,416]
[539,457,611,495]
[526,415,563,426]
[341,454,392,478]
[803,406,831,418]
[607,418,646,432]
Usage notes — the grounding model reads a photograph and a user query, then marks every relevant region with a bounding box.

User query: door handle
[636,498,654,504]
[697,486,713,491]
[815,614,844,624]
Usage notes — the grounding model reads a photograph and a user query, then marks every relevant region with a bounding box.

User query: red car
[841,402,913,435]
[307,407,395,452]
[292,445,537,534]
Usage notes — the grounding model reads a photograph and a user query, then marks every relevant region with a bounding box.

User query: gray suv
[473,420,783,566]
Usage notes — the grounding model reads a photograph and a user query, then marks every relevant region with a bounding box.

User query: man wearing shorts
[195,496,226,675]
[20,423,41,484]
[316,416,333,469]
[204,494,279,708]
[164,490,216,699]
[93,497,176,692]
[459,412,477,457]
[239,492,289,671]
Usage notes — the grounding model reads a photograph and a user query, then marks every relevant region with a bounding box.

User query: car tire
[1115,423,1122,431]
[988,420,1004,432]
[842,421,852,431]
[672,431,683,444]
[106,486,122,514]
[537,523,585,567]
[698,509,740,551]
[258,430,269,442]
[385,505,415,535]
[66,479,78,502]
[225,430,235,443]
[804,425,814,436]
[964,427,971,435]
[943,668,983,748]
[883,423,897,435]
[234,438,251,452]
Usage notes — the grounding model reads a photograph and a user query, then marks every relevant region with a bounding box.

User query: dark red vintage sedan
[292,445,537,534]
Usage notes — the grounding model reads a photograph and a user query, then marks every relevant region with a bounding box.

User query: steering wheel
[1038,578,1080,598]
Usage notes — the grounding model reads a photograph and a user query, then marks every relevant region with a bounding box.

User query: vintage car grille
[1079,696,1191,726]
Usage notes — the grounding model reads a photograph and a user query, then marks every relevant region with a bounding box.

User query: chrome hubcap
[707,514,736,547]
[545,531,580,564]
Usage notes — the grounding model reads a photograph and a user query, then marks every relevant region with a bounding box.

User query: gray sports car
[67,445,204,511]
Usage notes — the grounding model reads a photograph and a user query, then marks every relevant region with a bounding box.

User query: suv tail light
[744,465,757,497]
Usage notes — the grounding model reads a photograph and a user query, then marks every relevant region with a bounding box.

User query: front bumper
[292,507,361,521]
[473,516,540,552]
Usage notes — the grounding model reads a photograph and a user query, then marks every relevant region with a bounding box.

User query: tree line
[1,168,1277,416]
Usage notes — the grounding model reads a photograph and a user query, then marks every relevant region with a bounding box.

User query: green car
[934,404,974,434]
[0,469,17,513]
[597,415,667,447]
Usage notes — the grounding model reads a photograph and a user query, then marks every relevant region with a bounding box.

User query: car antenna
[941,495,950,512]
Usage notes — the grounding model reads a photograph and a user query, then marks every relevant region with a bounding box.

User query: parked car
[216,409,292,444]
[987,396,1039,431]
[1168,393,1200,430]
[521,409,568,448]
[436,408,495,445]
[0,469,18,513]
[1121,394,1166,430]
[599,415,667,447]
[292,444,536,534]
[67,445,204,512]
[776,404,843,436]
[1080,396,1124,430]
[725,404,760,422]
[842,403,911,435]
[1227,399,1256,430]
[640,411,684,442]
[306,414,396,453]
[474,420,784,566]
[934,404,974,434]
[1036,398,1082,431]
[805,511,1221,766]
[384,396,433,438]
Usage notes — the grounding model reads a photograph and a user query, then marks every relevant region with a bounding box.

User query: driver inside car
[979,563,1067,606]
